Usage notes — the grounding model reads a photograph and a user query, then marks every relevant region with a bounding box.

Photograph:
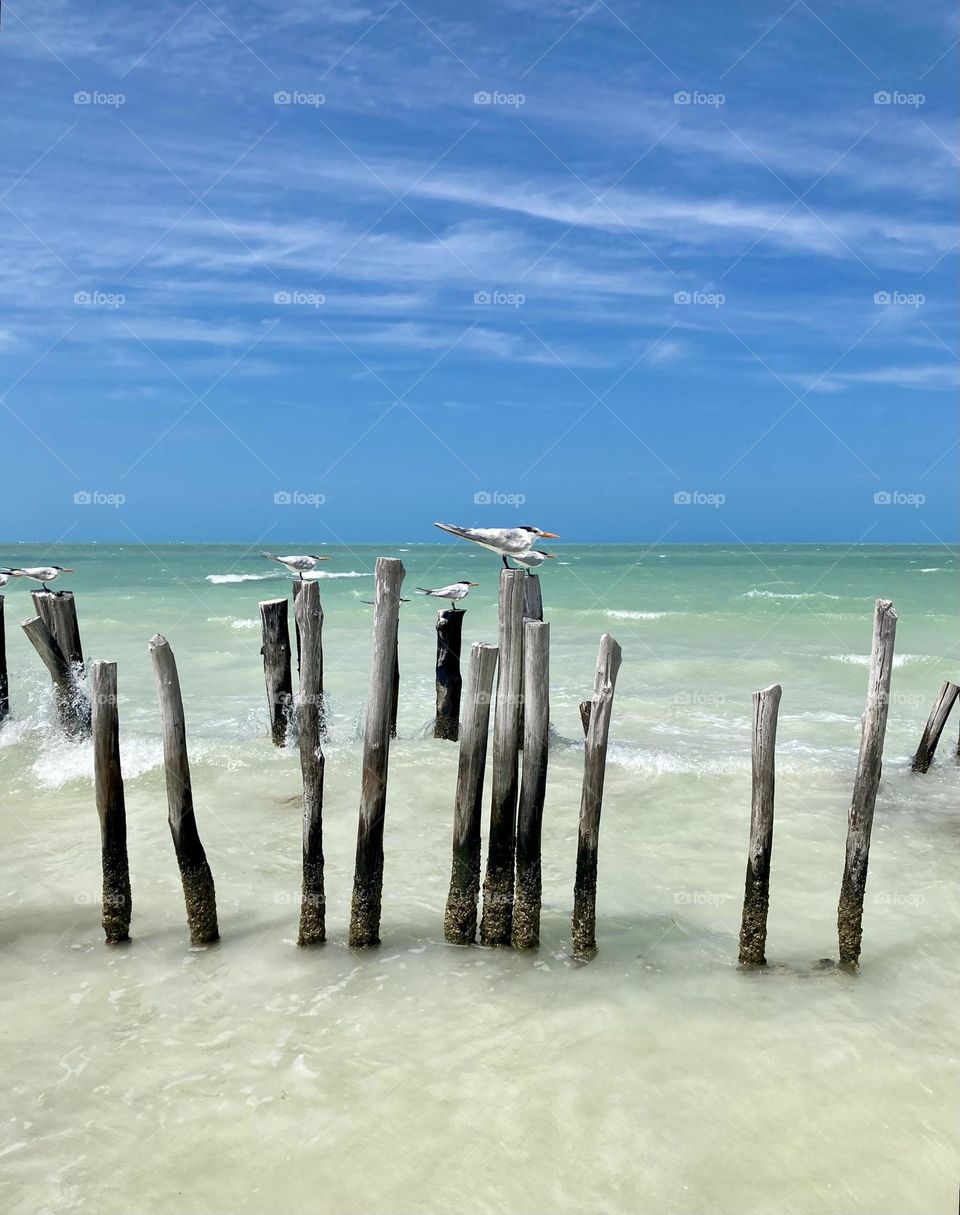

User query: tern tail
[415,588,435,595]
[433,522,469,540]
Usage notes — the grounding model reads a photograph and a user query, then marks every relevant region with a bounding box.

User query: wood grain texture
[149,634,219,946]
[90,661,132,944]
[295,581,326,946]
[572,634,623,957]
[837,600,897,966]
[513,621,550,950]
[259,598,293,747]
[738,683,781,966]
[434,608,464,741]
[480,569,525,946]
[444,642,498,944]
[911,680,959,773]
[349,558,405,947]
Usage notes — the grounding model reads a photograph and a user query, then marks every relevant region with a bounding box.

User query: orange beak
[62,568,75,573]
[539,531,559,539]
[468,582,480,586]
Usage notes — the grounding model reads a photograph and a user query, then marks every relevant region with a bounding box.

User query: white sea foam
[742,589,842,600]
[828,653,935,668]
[30,737,164,789]
[206,573,276,584]
[302,570,371,580]
[606,609,670,620]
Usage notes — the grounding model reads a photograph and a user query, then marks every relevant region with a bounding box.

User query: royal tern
[262,552,330,579]
[511,550,556,573]
[415,580,479,608]
[5,566,75,593]
[434,523,559,567]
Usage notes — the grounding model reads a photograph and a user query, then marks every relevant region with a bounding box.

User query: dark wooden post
[911,680,959,773]
[513,621,550,950]
[260,598,293,747]
[444,642,498,944]
[149,634,219,947]
[0,595,8,722]
[572,633,623,958]
[296,581,326,946]
[434,608,464,741]
[90,661,132,944]
[837,599,897,967]
[22,615,78,735]
[390,619,400,740]
[349,557,405,947]
[480,569,525,946]
[738,683,781,966]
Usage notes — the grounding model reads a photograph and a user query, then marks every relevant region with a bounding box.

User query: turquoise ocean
[1,544,957,1213]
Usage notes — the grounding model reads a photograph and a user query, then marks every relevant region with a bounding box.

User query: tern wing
[434,524,527,553]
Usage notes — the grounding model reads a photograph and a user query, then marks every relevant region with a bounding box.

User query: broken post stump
[572,633,623,958]
[296,580,326,946]
[22,590,90,736]
[513,621,550,950]
[90,661,132,944]
[260,598,293,747]
[837,599,897,967]
[443,642,499,944]
[149,634,219,946]
[480,569,525,946]
[349,557,405,947]
[738,683,782,966]
[0,595,8,722]
[911,680,959,773]
[434,607,464,741]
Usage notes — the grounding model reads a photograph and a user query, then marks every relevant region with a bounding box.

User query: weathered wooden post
[837,599,897,967]
[149,634,219,946]
[349,557,405,948]
[90,661,132,944]
[21,590,90,735]
[480,569,525,946]
[259,598,293,747]
[434,608,464,741]
[911,680,959,773]
[572,633,622,958]
[390,622,400,740]
[292,580,326,735]
[291,581,302,677]
[444,642,498,944]
[21,616,79,735]
[517,573,542,746]
[513,621,550,950]
[296,581,326,946]
[0,595,8,723]
[738,683,782,966]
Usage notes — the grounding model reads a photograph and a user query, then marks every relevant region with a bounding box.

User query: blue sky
[1,0,956,545]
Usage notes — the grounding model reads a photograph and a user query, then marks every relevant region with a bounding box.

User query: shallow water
[1,545,957,1214]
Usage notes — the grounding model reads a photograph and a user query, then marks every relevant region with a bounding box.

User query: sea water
[0,545,956,1214]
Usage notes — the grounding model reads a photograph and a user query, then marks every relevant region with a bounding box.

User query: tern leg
[501,555,510,569]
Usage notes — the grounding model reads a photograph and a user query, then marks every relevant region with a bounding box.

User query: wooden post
[390,621,400,740]
[911,680,959,773]
[837,599,897,967]
[291,581,302,678]
[149,634,219,947]
[479,569,525,946]
[434,608,464,741]
[292,580,325,735]
[22,590,90,735]
[90,661,132,944]
[22,615,78,736]
[518,574,542,747]
[738,683,782,966]
[349,557,405,948]
[296,581,326,946]
[259,598,293,747]
[572,634,623,958]
[0,595,8,723]
[444,642,498,944]
[513,621,550,950]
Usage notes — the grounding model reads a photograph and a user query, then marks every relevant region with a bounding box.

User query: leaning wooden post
[296,581,326,946]
[90,661,132,944]
[23,590,89,735]
[434,608,464,741]
[349,557,405,948]
[479,569,525,946]
[149,634,219,947]
[572,634,623,958]
[21,615,77,735]
[513,621,550,950]
[259,598,293,747]
[837,599,897,967]
[444,643,498,944]
[911,680,959,773]
[738,683,782,966]
[0,595,8,722]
